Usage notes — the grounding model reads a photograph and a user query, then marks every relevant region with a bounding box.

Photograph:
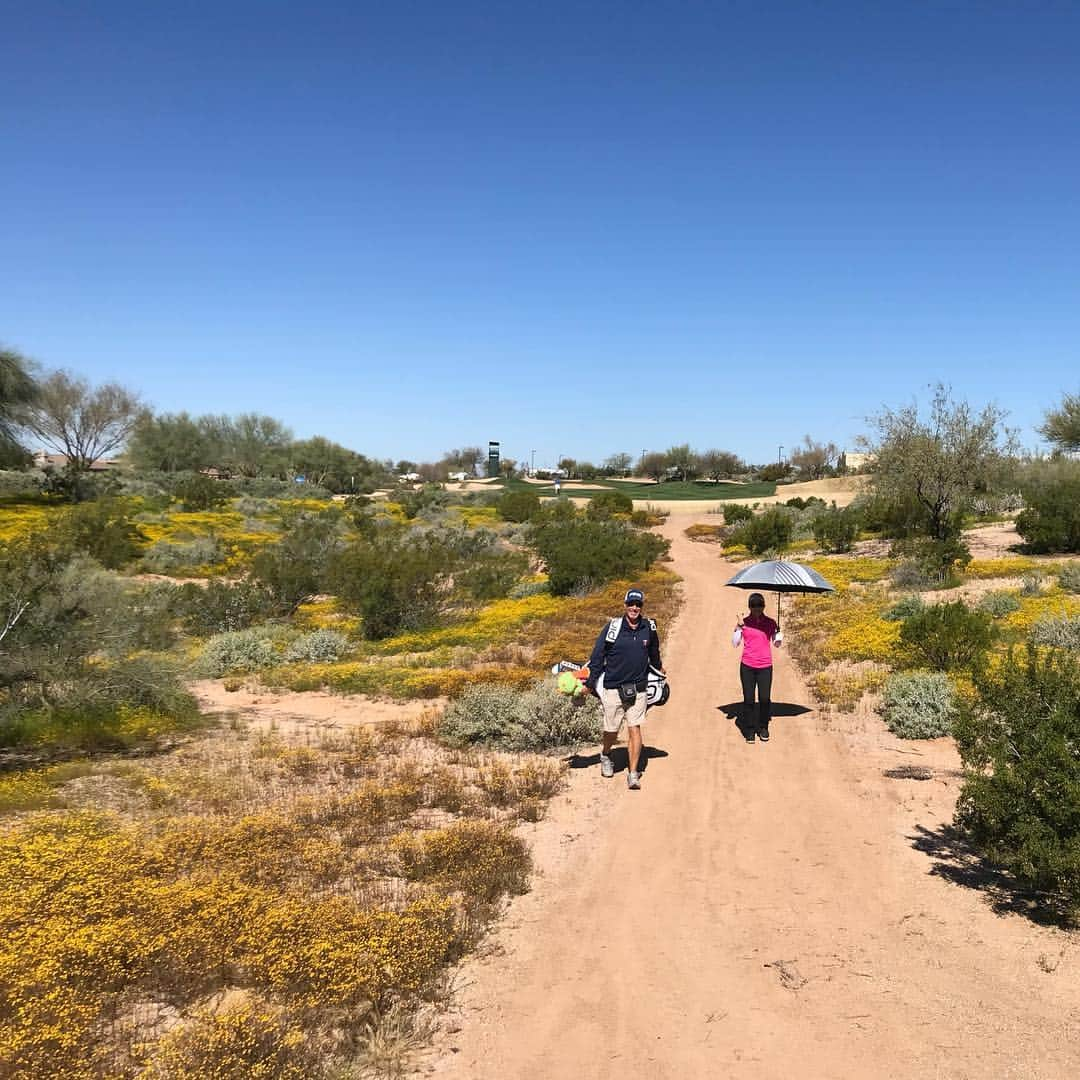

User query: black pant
[740,663,773,729]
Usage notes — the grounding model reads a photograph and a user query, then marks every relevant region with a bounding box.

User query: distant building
[398,472,421,482]
[842,451,875,473]
[32,451,118,472]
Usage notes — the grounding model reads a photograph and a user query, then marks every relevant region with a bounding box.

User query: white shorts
[599,684,648,733]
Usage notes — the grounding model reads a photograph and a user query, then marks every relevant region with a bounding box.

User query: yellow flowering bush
[0,501,58,541]
[1001,592,1080,635]
[389,819,530,903]
[806,556,893,590]
[808,663,890,711]
[141,1000,318,1080]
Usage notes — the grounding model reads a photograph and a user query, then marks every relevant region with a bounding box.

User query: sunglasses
[625,602,643,608]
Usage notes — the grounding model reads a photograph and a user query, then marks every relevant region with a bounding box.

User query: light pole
[778,445,784,464]
[531,449,536,477]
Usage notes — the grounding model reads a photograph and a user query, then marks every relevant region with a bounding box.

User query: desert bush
[0,470,45,495]
[978,590,1022,619]
[879,671,957,738]
[889,559,935,589]
[953,646,1080,912]
[1016,464,1080,552]
[1029,613,1080,651]
[883,595,926,622]
[730,507,793,555]
[1021,572,1045,596]
[527,517,668,597]
[330,531,457,639]
[587,489,633,518]
[54,497,146,569]
[1059,564,1080,594]
[451,531,529,602]
[146,1001,322,1080]
[812,503,861,553]
[169,578,277,635]
[722,502,753,525]
[496,489,541,523]
[508,579,549,599]
[899,601,997,671]
[892,532,972,586]
[756,462,791,482]
[197,626,284,676]
[0,541,195,750]
[250,514,344,613]
[283,629,351,663]
[440,679,599,751]
[142,536,224,574]
[170,472,230,512]
[391,483,450,520]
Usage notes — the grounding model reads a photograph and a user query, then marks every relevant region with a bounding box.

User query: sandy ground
[419,511,1080,1080]
[190,680,439,735]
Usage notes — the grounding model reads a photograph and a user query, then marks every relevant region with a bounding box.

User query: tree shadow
[908,822,1073,927]
[567,745,669,774]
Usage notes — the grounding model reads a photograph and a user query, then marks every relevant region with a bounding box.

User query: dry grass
[0,712,567,1078]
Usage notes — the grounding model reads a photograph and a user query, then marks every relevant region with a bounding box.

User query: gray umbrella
[725,560,835,624]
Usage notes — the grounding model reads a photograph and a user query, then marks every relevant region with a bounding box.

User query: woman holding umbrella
[733,592,782,743]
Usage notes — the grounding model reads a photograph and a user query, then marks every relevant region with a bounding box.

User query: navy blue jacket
[585,615,662,692]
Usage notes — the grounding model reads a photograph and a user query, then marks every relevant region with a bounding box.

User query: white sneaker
[627,771,641,790]
[600,754,615,779]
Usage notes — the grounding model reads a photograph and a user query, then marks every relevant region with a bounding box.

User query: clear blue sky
[3,1,1077,469]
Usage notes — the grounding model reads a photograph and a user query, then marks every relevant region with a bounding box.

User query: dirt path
[427,514,1079,1079]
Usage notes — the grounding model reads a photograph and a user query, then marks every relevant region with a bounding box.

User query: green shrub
[756,463,791,483]
[54,497,145,569]
[899,601,997,671]
[953,647,1080,912]
[456,547,529,602]
[330,531,456,639]
[723,503,753,525]
[169,579,277,635]
[812,504,861,553]
[250,515,343,613]
[496,489,541,523]
[527,517,668,597]
[1059,564,1080,594]
[171,472,230,511]
[883,595,926,622]
[439,680,599,751]
[587,489,633,518]
[283,629,351,663]
[391,483,450,520]
[977,590,1022,619]
[1029,614,1080,651]
[142,537,223,574]
[892,533,972,586]
[1016,467,1080,553]
[730,508,793,556]
[879,671,957,738]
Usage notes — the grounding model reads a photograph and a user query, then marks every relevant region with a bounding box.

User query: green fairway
[497,477,776,501]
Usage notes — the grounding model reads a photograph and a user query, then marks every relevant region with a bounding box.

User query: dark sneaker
[758,725,770,742]
[743,729,755,743]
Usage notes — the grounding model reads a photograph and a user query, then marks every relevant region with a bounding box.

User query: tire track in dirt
[427,514,1079,1079]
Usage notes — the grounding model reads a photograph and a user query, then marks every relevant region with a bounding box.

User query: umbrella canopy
[725,560,835,627]
[725,560,835,594]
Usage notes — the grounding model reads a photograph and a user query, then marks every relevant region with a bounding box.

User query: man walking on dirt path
[584,587,664,789]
